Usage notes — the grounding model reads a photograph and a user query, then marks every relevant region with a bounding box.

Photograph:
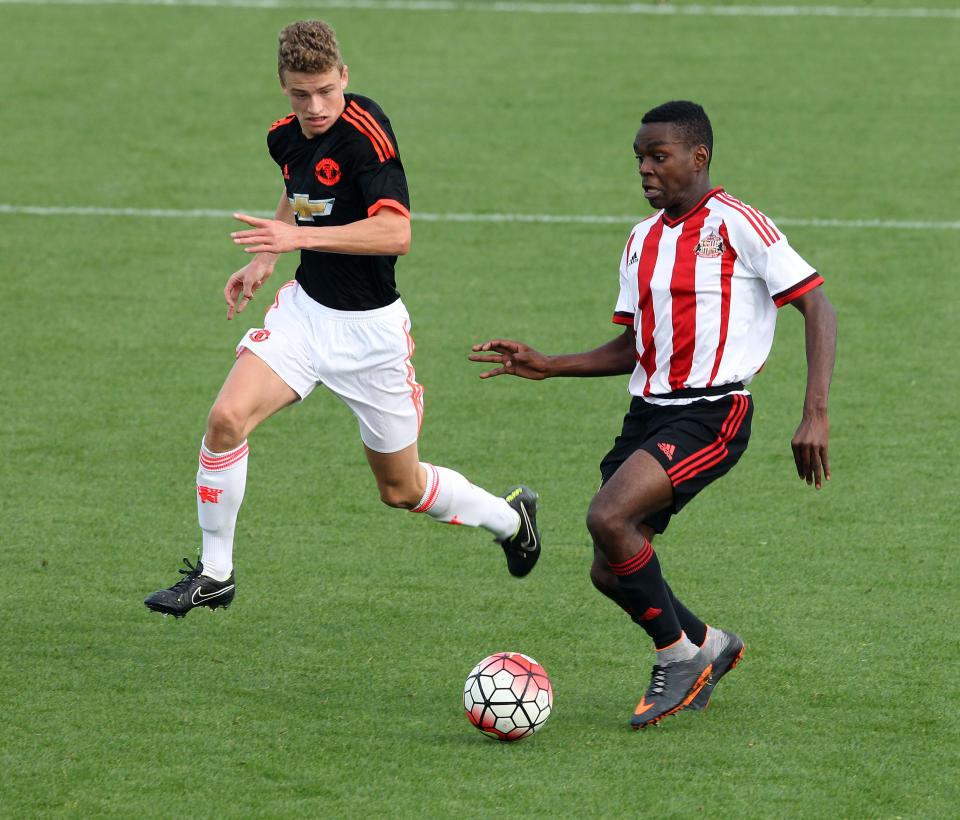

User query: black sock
[663,581,707,647]
[610,538,682,649]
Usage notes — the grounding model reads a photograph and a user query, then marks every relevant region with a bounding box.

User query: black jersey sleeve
[266,113,297,166]
[356,156,410,218]
[341,98,410,218]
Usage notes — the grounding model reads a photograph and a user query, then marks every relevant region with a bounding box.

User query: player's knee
[585,503,627,552]
[378,481,419,510]
[206,402,247,450]
[589,559,618,598]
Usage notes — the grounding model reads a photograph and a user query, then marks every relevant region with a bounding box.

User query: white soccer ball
[463,652,553,741]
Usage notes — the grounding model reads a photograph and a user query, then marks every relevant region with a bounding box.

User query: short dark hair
[640,100,713,158]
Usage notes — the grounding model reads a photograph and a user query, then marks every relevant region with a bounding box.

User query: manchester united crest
[695,230,725,258]
[315,157,341,186]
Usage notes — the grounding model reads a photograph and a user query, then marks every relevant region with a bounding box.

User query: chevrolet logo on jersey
[289,193,335,222]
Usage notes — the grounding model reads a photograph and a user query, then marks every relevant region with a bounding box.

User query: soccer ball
[463,652,553,741]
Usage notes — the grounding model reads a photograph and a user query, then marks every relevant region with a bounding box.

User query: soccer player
[470,101,836,728]
[144,20,540,618]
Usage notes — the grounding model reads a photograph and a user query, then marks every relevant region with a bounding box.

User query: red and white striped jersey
[612,187,823,403]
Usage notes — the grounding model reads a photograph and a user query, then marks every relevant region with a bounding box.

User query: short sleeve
[355,155,410,218]
[612,231,637,326]
[724,206,823,308]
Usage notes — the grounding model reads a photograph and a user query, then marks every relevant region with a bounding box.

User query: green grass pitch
[1,1,958,816]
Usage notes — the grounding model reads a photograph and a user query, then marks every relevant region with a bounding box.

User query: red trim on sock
[609,539,654,576]
[199,441,249,471]
[411,463,440,513]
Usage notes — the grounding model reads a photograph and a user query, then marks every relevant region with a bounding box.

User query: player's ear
[278,71,288,95]
[693,143,710,171]
[340,65,349,91]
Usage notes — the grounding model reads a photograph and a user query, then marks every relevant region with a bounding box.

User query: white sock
[411,463,519,540]
[655,632,700,664]
[196,437,248,581]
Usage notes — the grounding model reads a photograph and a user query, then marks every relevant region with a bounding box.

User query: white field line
[0,203,957,230]
[1,0,958,18]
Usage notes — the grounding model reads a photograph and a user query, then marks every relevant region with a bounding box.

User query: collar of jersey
[661,186,724,228]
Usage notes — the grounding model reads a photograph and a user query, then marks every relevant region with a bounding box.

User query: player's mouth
[642,185,661,200]
[306,116,328,128]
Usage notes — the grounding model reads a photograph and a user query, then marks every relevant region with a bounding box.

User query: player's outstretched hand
[470,339,550,380]
[231,213,301,255]
[224,259,274,320]
[791,414,831,489]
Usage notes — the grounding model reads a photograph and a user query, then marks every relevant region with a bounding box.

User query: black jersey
[267,93,410,311]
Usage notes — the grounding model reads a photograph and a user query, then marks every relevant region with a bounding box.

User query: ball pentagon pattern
[463,652,553,741]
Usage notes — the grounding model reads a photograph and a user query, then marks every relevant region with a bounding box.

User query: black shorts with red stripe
[599,391,753,534]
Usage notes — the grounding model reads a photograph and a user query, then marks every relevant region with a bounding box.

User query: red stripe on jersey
[716,193,778,246]
[342,109,387,162]
[367,198,410,218]
[269,113,296,132]
[667,394,748,486]
[708,223,737,386]
[773,272,824,307]
[635,219,665,395]
[347,101,396,159]
[667,207,709,390]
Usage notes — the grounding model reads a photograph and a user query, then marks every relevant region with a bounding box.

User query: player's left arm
[789,287,837,489]
[230,206,410,257]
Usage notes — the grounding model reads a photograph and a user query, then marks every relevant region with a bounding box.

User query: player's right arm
[469,328,637,380]
[224,190,294,320]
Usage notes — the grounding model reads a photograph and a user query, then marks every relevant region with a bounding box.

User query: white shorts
[236,281,424,453]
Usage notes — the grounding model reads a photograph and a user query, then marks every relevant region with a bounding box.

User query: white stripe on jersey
[613,188,823,402]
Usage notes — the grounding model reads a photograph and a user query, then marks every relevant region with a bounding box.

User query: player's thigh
[208,350,299,442]
[587,449,673,537]
[363,441,424,507]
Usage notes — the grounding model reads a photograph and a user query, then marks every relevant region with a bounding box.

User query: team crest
[248,329,270,343]
[315,157,341,186]
[695,230,725,258]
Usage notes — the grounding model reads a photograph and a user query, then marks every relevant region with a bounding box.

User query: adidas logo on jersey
[629,251,639,265]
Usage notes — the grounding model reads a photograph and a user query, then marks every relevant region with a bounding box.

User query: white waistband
[293,285,407,321]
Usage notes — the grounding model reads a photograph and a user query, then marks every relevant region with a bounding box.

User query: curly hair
[278,20,343,78]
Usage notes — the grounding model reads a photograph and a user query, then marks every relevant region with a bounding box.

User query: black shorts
[599,392,753,534]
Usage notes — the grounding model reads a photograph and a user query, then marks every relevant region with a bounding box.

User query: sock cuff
[199,438,249,472]
[656,631,688,652]
[411,462,440,513]
[609,539,654,576]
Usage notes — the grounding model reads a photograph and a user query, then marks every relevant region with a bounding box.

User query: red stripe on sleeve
[368,199,410,219]
[342,109,387,162]
[348,101,396,159]
[774,273,824,307]
[717,193,778,246]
